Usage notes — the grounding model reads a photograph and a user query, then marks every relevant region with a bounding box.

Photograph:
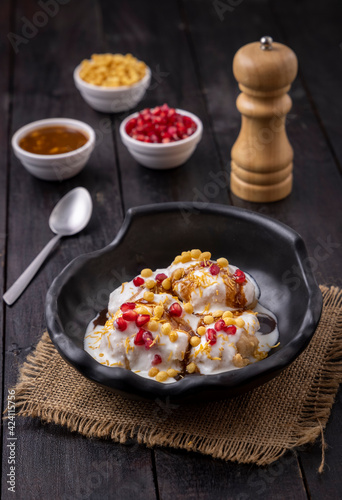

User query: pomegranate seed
[122,310,138,322]
[206,328,217,345]
[224,325,237,335]
[125,104,197,144]
[161,132,171,140]
[210,264,220,276]
[155,273,167,283]
[214,319,226,331]
[200,260,211,267]
[152,354,162,366]
[115,317,128,332]
[134,329,145,346]
[234,269,246,284]
[145,339,153,350]
[142,331,154,350]
[136,314,150,327]
[169,303,183,317]
[142,330,153,341]
[133,276,145,287]
[121,302,136,312]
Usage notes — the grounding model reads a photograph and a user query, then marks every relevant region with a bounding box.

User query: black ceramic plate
[46,203,322,403]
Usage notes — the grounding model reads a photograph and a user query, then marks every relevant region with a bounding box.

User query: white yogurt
[84,254,279,383]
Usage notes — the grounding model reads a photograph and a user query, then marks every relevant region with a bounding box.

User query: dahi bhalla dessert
[84,250,279,383]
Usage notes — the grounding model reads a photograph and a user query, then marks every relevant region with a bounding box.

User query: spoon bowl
[50,187,93,236]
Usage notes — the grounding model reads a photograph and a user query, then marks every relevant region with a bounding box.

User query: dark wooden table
[1,0,342,498]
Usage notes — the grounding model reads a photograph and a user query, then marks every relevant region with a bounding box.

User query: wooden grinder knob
[230,36,298,202]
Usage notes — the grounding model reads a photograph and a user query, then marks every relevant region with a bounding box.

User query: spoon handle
[3,234,61,306]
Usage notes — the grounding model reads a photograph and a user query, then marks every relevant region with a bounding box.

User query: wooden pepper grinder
[230,36,298,202]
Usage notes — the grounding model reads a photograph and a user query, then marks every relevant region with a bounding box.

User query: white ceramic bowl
[73,64,151,113]
[119,109,203,169]
[12,118,96,181]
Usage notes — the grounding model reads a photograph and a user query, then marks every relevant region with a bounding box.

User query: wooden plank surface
[270,1,342,497]
[1,0,341,498]
[272,0,342,172]
[155,448,307,500]
[182,0,342,498]
[0,0,12,495]
[101,1,306,496]
[100,0,230,210]
[182,0,342,267]
[1,1,155,499]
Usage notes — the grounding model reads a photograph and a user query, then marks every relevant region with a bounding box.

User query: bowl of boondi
[73,53,151,113]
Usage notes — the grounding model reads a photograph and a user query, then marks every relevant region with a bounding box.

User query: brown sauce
[257,314,277,334]
[93,308,108,327]
[171,263,247,310]
[221,270,247,309]
[19,125,88,155]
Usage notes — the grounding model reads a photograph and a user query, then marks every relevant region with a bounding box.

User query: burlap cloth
[13,285,342,467]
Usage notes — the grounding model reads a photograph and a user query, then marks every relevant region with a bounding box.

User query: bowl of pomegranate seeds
[119,104,203,169]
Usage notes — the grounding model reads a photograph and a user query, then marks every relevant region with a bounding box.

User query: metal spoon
[3,187,93,306]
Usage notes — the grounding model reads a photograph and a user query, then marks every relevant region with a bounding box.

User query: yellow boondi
[79,53,147,87]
